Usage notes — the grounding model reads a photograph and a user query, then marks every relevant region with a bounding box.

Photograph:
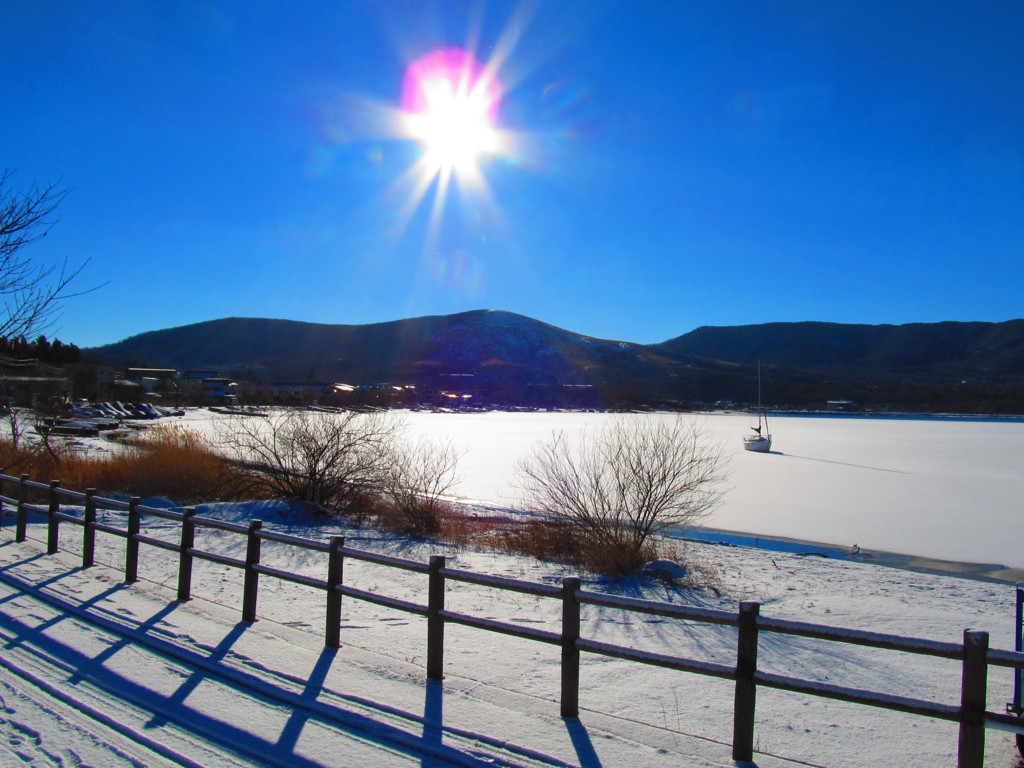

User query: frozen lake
[398,411,1024,571]
[179,409,1024,571]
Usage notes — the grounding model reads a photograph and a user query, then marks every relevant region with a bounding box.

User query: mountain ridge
[654,319,1024,374]
[84,311,1024,412]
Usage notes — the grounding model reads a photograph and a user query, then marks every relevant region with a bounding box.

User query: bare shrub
[377,436,462,536]
[514,416,727,575]
[0,408,95,474]
[343,486,390,526]
[219,409,406,511]
[653,539,724,593]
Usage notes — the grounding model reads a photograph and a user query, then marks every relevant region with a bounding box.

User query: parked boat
[69,408,120,430]
[743,362,772,453]
[208,406,267,417]
[36,421,101,437]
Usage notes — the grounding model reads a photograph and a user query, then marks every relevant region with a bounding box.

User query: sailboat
[743,362,772,453]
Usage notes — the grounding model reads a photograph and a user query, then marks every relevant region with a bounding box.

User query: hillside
[652,320,1024,412]
[653,320,1024,376]
[85,312,1024,412]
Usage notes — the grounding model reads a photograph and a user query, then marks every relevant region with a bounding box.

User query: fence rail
[0,470,1021,767]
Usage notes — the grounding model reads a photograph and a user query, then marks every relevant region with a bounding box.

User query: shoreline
[684,525,1024,585]
[457,499,1024,585]
[763,410,1024,423]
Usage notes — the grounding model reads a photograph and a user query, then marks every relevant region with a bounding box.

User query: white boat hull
[743,435,772,453]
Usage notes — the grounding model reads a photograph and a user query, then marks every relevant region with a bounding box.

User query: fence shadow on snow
[1,471,1022,767]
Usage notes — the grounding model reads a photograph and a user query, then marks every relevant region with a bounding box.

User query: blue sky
[4,1,1022,349]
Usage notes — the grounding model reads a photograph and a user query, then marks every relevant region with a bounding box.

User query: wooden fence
[1,471,1022,767]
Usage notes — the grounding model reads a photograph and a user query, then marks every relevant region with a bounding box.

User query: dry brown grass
[372,496,465,539]
[435,509,507,547]
[372,504,668,577]
[0,425,242,503]
[495,518,657,576]
[499,519,578,562]
[369,499,526,550]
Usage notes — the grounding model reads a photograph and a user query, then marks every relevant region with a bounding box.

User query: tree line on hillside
[0,335,82,365]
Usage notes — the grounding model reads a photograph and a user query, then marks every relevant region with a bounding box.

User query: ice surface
[160,408,1024,569]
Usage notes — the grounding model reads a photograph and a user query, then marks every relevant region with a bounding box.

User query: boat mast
[758,361,761,425]
[757,360,766,432]
[760,361,769,434]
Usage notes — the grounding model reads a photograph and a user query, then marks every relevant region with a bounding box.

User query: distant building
[94,366,116,386]
[126,368,177,382]
[0,355,70,406]
[0,375,69,407]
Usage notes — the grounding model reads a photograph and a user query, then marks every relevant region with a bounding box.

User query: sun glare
[402,48,502,177]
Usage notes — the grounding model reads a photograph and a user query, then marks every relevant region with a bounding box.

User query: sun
[379,44,515,248]
[407,78,498,174]
[401,48,502,177]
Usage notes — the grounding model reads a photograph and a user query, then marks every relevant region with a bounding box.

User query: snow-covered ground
[5,407,1021,767]
[1,494,1022,767]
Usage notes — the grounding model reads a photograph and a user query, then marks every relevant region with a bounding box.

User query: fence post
[15,474,29,542]
[46,481,61,554]
[1014,587,1024,716]
[82,489,97,568]
[561,576,581,718]
[177,508,196,601]
[733,600,761,762]
[124,496,141,583]
[242,519,263,622]
[427,555,446,680]
[0,469,5,528]
[325,536,345,648]
[957,629,989,768]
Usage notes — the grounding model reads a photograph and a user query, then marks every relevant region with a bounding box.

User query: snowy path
[0,540,809,768]
[0,575,258,767]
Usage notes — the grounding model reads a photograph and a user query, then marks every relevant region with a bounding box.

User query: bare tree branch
[218,409,406,510]
[0,169,97,339]
[379,435,462,534]
[514,416,729,572]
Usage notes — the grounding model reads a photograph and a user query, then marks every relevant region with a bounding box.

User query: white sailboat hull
[743,435,772,452]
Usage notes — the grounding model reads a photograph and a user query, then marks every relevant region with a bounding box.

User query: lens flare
[401,48,503,176]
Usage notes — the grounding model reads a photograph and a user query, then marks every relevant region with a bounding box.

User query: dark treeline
[0,335,82,365]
